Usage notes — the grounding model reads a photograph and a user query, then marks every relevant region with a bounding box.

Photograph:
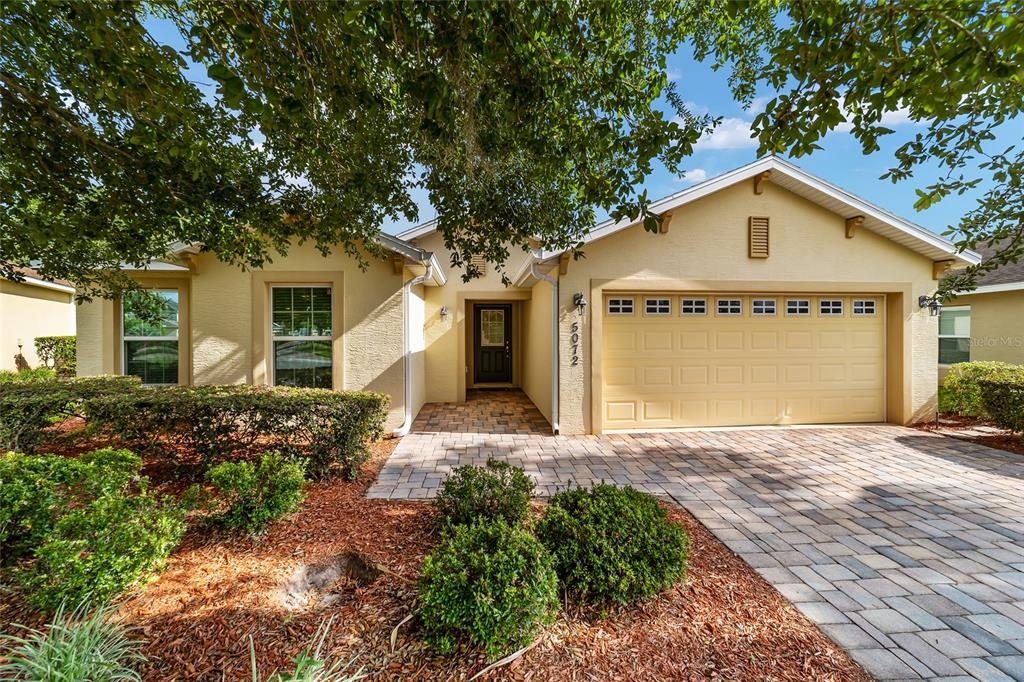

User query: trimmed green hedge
[941,361,1024,417]
[34,336,76,377]
[0,368,57,383]
[85,385,388,478]
[536,484,690,604]
[0,376,141,452]
[980,377,1024,433]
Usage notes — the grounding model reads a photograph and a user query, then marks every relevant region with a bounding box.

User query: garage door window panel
[644,298,671,315]
[607,298,634,315]
[853,299,877,316]
[786,299,810,316]
[752,299,777,316]
[819,299,844,316]
[681,298,707,315]
[716,299,742,316]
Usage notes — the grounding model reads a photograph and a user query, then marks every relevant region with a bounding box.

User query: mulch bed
[914,414,1024,456]
[2,435,870,681]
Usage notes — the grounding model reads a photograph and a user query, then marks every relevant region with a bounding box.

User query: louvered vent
[469,254,488,275]
[749,216,770,258]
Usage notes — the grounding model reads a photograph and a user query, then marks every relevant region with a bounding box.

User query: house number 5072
[570,322,580,366]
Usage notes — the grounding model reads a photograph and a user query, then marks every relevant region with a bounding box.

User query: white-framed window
[752,298,777,316]
[938,306,971,365]
[271,285,333,388]
[716,298,742,316]
[786,299,810,316]
[853,299,877,316]
[122,289,180,385]
[607,298,634,315]
[680,298,707,315]
[644,297,671,315]
[819,299,844,316]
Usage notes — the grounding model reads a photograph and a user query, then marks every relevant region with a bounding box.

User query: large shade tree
[1,1,1021,297]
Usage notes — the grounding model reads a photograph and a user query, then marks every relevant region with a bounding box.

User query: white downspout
[394,263,433,437]
[530,261,559,434]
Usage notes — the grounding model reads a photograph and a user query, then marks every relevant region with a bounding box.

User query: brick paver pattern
[368,390,1024,681]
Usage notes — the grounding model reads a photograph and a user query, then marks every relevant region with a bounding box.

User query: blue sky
[146,17,1021,241]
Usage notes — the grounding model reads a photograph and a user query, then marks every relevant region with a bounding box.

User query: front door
[474,304,512,384]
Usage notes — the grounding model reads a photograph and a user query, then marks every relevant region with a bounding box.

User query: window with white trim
[271,286,333,388]
[122,289,179,385]
[852,299,877,316]
[752,298,776,316]
[607,298,634,315]
[716,298,742,316]
[786,299,810,316]
[644,298,671,315]
[680,298,707,315]
[938,306,971,365]
[819,299,844,316]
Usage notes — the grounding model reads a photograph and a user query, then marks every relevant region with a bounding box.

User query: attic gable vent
[749,216,769,258]
[468,254,488,275]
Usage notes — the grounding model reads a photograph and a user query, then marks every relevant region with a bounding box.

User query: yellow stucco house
[938,242,1024,379]
[76,157,980,434]
[1,269,77,371]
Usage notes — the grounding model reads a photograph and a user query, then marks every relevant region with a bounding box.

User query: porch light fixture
[439,305,449,320]
[918,295,942,316]
[573,292,588,316]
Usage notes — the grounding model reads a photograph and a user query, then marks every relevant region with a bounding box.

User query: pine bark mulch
[2,437,870,681]
[914,414,1024,456]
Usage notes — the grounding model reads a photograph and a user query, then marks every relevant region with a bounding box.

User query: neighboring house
[0,268,77,371]
[938,242,1024,380]
[76,157,978,434]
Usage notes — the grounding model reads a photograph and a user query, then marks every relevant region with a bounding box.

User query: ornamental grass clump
[418,520,558,658]
[432,458,534,529]
[536,484,689,605]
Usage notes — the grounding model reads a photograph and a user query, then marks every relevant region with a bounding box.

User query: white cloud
[675,168,707,185]
[693,117,758,150]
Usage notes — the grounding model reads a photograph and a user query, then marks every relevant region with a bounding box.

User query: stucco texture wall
[0,281,75,370]
[521,278,553,422]
[74,243,409,430]
[556,180,940,434]
[946,290,1024,365]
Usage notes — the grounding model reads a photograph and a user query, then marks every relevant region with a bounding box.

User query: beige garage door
[601,293,885,430]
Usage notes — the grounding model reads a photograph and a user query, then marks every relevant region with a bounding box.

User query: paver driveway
[368,391,1024,681]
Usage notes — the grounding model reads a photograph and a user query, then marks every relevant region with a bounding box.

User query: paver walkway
[368,390,1024,681]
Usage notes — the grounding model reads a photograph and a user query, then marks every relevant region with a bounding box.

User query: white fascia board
[396,219,438,241]
[17,276,76,294]
[119,261,191,271]
[427,254,447,286]
[955,281,1024,296]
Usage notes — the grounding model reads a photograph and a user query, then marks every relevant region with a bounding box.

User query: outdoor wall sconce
[439,305,449,320]
[573,293,588,316]
[918,295,943,316]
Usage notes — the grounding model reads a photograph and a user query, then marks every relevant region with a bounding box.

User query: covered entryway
[601,293,885,430]
[473,303,513,384]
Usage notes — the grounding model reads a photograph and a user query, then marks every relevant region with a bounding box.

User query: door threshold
[470,383,516,389]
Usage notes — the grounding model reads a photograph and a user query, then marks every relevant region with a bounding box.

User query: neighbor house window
[938,306,971,365]
[607,298,634,315]
[752,299,776,316]
[716,298,742,315]
[853,299,877,316]
[681,298,707,315]
[786,299,810,316]
[644,298,671,315]
[819,299,844,316]
[271,286,333,388]
[122,290,179,385]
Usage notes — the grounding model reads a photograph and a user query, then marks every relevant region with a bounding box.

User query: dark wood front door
[474,304,512,384]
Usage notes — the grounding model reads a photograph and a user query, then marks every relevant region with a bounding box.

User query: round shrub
[205,451,306,533]
[432,459,534,529]
[536,484,689,604]
[980,377,1024,433]
[941,361,1024,417]
[418,521,558,657]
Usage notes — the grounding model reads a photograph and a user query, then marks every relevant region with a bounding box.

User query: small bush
[0,367,57,383]
[0,375,141,453]
[941,361,1024,417]
[0,448,142,563]
[0,601,146,682]
[206,452,306,533]
[536,484,689,605]
[35,336,77,377]
[432,459,534,529]
[20,488,186,611]
[980,377,1024,433]
[418,521,558,658]
[85,385,388,478]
